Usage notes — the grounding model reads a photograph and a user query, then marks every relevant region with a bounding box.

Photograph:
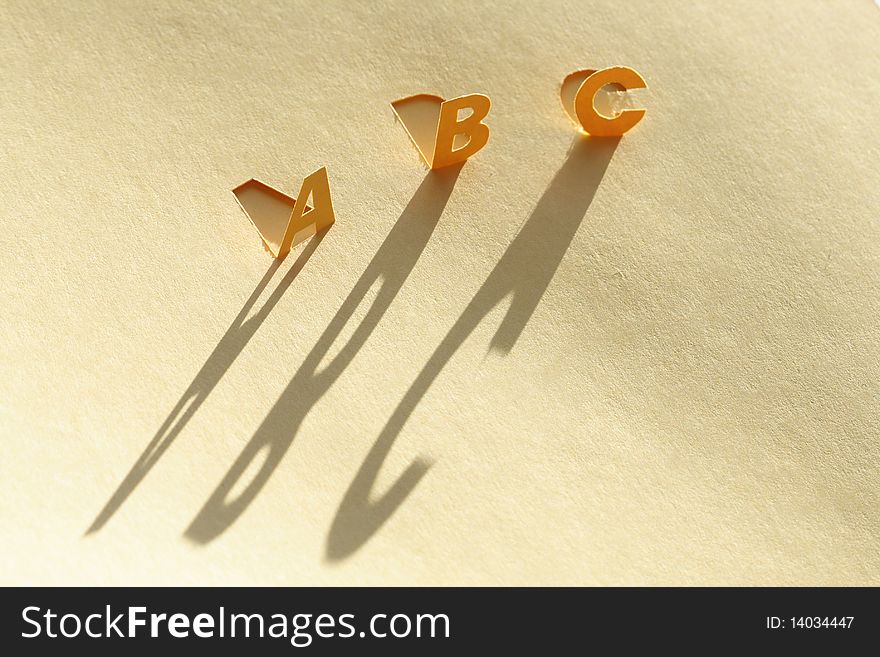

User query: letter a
[232,167,335,258]
[278,167,335,258]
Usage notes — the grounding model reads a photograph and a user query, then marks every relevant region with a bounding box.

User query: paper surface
[1,0,878,585]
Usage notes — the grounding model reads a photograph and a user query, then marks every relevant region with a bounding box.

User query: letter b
[391,92,491,170]
[432,94,491,169]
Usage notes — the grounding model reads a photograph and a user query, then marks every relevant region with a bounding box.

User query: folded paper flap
[391,94,445,166]
[232,179,312,255]
[560,69,596,124]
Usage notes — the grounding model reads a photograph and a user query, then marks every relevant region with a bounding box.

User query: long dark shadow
[325,137,619,561]
[86,232,326,535]
[185,165,463,543]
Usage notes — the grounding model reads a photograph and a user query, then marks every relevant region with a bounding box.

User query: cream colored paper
[1,0,878,585]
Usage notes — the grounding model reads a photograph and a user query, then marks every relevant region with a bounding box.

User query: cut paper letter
[232,167,335,259]
[391,93,491,169]
[560,66,647,137]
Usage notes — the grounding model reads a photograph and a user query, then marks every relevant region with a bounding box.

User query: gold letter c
[566,66,647,137]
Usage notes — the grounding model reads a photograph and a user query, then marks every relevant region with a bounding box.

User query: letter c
[573,66,647,136]
[86,614,102,638]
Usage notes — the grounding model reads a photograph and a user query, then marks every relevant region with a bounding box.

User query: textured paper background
[1,0,878,585]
